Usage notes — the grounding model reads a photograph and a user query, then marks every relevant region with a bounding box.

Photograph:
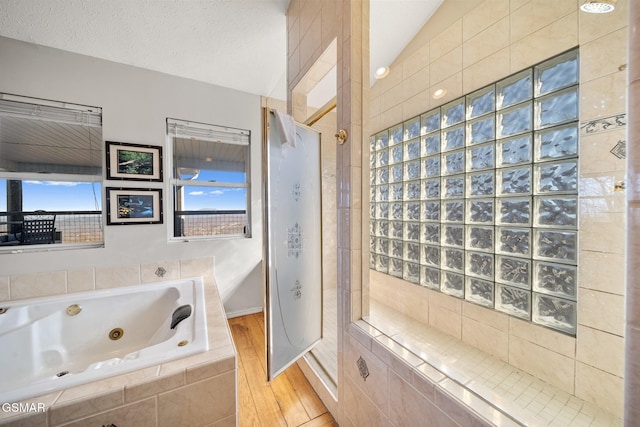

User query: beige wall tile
[67,268,95,294]
[429,288,462,313]
[10,270,66,300]
[578,290,624,336]
[298,0,321,43]
[463,301,509,331]
[378,65,403,94]
[124,371,185,403]
[95,264,140,290]
[462,17,509,69]
[580,72,627,121]
[373,276,430,324]
[508,335,575,394]
[462,47,510,95]
[402,43,430,80]
[370,92,381,118]
[578,0,628,45]
[59,397,157,427]
[510,0,528,11]
[510,0,575,43]
[56,367,158,404]
[375,340,411,382]
[510,12,578,72]
[300,15,322,73]
[49,390,123,426]
[0,275,9,302]
[343,376,388,427]
[186,357,236,384]
[509,317,575,358]
[320,1,338,50]
[158,371,236,427]
[140,260,180,283]
[429,301,462,339]
[288,12,300,56]
[380,84,403,112]
[580,28,628,84]
[430,46,463,86]
[389,371,457,427]
[579,129,627,175]
[578,251,625,295]
[381,84,404,115]
[435,380,508,426]
[206,413,236,427]
[462,0,510,41]
[370,113,382,135]
[401,66,430,103]
[575,325,624,377]
[288,46,301,90]
[575,362,623,418]
[430,72,463,107]
[403,89,432,123]
[430,19,462,62]
[379,104,403,133]
[180,257,214,284]
[344,334,389,414]
[578,209,625,255]
[579,172,626,199]
[462,315,509,361]
[0,412,47,427]
[412,363,445,399]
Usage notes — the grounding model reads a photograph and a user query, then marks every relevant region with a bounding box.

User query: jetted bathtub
[0,277,208,403]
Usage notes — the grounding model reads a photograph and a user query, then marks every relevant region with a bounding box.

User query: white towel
[273,110,296,148]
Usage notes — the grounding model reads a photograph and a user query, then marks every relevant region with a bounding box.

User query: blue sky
[0,180,102,211]
[0,169,247,212]
[181,170,246,211]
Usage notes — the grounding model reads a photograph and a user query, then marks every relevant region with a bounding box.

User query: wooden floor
[229,312,338,427]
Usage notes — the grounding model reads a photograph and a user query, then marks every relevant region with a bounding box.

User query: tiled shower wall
[368,0,628,417]
[286,0,629,424]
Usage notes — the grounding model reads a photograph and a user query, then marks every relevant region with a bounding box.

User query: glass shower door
[264,110,323,380]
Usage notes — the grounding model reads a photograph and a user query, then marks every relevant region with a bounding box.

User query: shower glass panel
[265,112,322,380]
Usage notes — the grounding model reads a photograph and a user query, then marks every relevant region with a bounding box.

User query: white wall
[0,36,263,308]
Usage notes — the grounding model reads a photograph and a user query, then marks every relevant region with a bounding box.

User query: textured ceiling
[0,0,442,100]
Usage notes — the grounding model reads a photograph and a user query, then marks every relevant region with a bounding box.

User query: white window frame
[167,118,251,241]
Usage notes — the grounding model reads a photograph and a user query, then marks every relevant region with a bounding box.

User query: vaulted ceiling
[0,0,443,100]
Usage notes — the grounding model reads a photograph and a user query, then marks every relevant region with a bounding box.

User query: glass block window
[369,49,579,335]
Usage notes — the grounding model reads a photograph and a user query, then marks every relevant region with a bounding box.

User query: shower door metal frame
[262,108,323,381]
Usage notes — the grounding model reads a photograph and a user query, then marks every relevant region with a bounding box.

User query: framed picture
[106,141,163,181]
[106,187,163,225]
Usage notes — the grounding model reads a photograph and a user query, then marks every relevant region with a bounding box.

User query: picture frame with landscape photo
[106,141,163,181]
[106,187,163,225]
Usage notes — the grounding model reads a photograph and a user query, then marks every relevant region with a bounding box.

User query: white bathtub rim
[0,277,209,404]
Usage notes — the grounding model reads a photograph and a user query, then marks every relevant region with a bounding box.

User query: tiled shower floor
[366,300,621,427]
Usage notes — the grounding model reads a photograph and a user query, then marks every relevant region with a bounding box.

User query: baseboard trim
[225,306,263,319]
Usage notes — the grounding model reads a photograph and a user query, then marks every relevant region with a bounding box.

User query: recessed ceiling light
[580,0,616,13]
[433,88,446,99]
[375,66,390,79]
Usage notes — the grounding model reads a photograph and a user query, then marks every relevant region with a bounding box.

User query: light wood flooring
[229,312,338,427]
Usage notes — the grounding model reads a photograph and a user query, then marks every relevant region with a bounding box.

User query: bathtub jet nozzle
[170,305,192,330]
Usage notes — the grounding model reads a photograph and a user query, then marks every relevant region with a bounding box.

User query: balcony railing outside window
[0,211,103,245]
[174,210,248,238]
